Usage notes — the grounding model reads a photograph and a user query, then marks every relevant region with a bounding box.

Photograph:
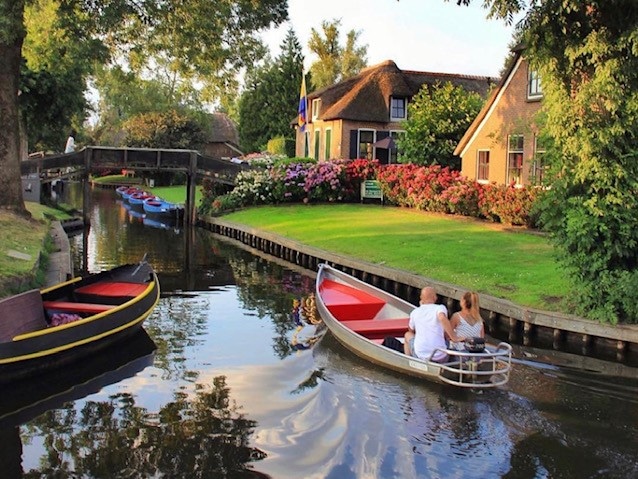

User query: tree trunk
[0,0,29,216]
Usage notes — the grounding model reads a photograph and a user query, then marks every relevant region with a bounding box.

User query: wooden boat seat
[320,279,386,320]
[0,289,49,342]
[340,318,409,339]
[74,282,147,298]
[43,301,115,314]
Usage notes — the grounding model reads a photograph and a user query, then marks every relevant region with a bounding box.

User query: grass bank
[0,202,71,297]
[222,204,571,312]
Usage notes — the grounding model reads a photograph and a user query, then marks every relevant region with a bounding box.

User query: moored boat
[0,261,160,383]
[315,263,512,387]
[120,186,142,200]
[128,191,156,205]
[143,197,183,216]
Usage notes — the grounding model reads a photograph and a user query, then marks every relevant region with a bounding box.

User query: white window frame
[531,135,546,185]
[527,68,542,100]
[390,97,407,121]
[476,149,490,183]
[358,129,376,160]
[507,135,524,186]
[312,98,321,121]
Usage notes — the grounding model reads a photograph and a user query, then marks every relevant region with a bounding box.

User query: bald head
[419,286,437,305]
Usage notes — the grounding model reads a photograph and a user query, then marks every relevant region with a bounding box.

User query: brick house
[454,47,545,186]
[296,60,494,164]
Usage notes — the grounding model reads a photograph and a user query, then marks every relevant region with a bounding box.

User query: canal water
[1,185,636,478]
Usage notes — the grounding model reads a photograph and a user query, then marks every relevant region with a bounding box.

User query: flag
[298,74,308,133]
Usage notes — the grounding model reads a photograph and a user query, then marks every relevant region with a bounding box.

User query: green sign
[361,180,383,200]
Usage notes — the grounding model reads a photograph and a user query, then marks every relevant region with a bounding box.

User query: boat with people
[0,260,160,383]
[315,263,512,388]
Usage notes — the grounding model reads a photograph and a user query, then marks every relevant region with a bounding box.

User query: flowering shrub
[478,182,541,226]
[198,157,540,228]
[438,178,481,217]
[304,160,351,202]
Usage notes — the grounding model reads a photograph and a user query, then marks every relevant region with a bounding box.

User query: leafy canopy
[399,82,483,168]
[308,19,368,89]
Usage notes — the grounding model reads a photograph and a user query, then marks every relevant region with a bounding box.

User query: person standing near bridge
[64,130,76,153]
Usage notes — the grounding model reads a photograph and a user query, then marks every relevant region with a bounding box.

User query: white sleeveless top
[449,315,483,351]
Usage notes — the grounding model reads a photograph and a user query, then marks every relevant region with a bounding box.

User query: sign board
[360,180,383,202]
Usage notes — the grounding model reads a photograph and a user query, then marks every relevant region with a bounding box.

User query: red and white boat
[315,263,512,388]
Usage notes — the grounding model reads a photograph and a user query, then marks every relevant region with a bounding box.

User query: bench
[340,318,409,339]
[320,279,386,320]
[43,301,115,314]
[74,282,148,298]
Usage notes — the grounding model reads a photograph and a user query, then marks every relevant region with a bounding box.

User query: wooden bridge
[20,146,250,225]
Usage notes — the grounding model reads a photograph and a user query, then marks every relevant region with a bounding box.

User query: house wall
[459,57,543,186]
[297,119,404,162]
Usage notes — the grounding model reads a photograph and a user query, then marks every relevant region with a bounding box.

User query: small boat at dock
[0,260,160,383]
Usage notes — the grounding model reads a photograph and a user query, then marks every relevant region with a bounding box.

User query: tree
[399,82,483,168]
[308,19,367,89]
[449,0,638,323]
[21,0,106,152]
[0,0,288,215]
[238,28,305,153]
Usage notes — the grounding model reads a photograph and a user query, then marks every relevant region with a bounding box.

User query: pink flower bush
[199,157,540,227]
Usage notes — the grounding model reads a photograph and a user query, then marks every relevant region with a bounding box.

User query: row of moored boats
[116,186,183,216]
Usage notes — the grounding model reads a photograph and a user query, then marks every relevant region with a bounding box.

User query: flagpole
[298,71,309,157]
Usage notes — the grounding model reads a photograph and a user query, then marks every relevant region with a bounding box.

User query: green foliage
[398,81,483,168]
[20,0,107,151]
[266,136,287,155]
[524,0,638,323]
[308,19,368,89]
[122,110,207,149]
[238,29,305,153]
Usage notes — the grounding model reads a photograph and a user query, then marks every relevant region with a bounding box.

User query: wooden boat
[119,186,142,200]
[143,197,183,216]
[0,261,160,383]
[0,329,156,429]
[315,263,512,388]
[128,191,156,205]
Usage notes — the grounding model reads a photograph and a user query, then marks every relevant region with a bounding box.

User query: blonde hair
[462,291,481,322]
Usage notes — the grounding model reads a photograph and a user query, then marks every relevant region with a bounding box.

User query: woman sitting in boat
[404,286,465,363]
[448,291,484,351]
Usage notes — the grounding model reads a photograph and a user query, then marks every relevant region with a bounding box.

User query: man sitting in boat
[404,287,465,363]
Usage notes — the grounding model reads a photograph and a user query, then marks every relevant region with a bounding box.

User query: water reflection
[8,182,636,478]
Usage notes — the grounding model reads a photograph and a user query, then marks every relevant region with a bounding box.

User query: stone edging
[200,216,638,353]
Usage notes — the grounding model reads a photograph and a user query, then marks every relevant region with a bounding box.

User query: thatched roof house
[201,113,243,159]
[296,60,494,163]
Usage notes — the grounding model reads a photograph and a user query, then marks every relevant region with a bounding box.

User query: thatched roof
[209,113,239,144]
[309,60,495,123]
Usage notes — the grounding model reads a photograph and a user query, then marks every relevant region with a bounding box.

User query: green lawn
[223,204,571,312]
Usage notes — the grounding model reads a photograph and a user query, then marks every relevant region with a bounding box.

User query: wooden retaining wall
[199,216,638,365]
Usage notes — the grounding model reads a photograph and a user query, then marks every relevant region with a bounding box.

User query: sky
[262,0,523,80]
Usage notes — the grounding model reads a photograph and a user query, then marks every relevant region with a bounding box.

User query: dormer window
[390,97,407,121]
[312,98,321,120]
[528,68,542,100]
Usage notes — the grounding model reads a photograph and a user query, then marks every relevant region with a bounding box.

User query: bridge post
[83,147,92,226]
[186,151,198,225]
